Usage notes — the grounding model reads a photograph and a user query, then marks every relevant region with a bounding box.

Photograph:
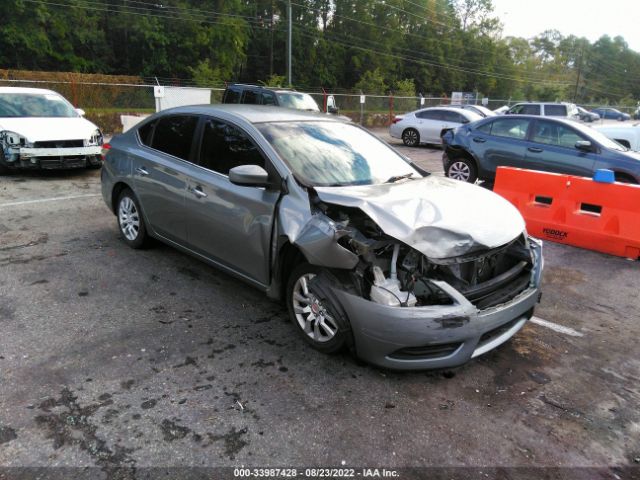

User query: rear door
[132,115,199,242]
[415,109,445,143]
[181,116,281,285]
[523,119,597,176]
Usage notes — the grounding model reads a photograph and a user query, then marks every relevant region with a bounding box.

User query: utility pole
[573,44,585,103]
[287,0,292,86]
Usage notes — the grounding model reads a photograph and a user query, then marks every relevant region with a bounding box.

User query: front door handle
[528,147,543,153]
[472,137,486,143]
[190,186,207,198]
[135,166,149,176]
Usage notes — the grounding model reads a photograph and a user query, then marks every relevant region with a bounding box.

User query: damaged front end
[288,184,543,370]
[0,130,103,170]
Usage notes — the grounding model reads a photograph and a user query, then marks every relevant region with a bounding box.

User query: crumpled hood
[315,176,525,259]
[0,117,99,142]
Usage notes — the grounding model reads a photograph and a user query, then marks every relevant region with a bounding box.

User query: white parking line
[530,316,584,337]
[0,193,101,208]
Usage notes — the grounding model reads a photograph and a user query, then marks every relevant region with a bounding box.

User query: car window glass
[150,115,198,160]
[544,105,567,116]
[476,121,492,134]
[416,110,442,120]
[532,121,586,148]
[199,118,265,175]
[508,105,524,114]
[242,90,259,104]
[490,118,530,139]
[442,111,464,123]
[520,104,541,115]
[138,120,156,146]
[261,92,276,105]
[224,89,241,104]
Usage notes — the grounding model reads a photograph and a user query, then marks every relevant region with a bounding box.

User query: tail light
[101,143,111,160]
[392,117,403,124]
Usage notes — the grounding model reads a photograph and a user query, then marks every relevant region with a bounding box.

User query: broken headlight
[85,129,103,147]
[1,131,29,147]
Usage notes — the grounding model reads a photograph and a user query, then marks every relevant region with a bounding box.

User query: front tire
[286,263,352,354]
[446,157,478,183]
[116,188,149,249]
[402,128,420,147]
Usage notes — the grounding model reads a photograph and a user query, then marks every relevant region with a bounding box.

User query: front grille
[389,342,462,360]
[34,139,84,148]
[38,156,87,169]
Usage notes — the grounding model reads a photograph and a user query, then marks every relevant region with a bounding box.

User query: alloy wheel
[448,161,471,181]
[291,273,338,343]
[118,196,140,241]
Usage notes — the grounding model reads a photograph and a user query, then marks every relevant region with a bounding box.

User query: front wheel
[286,263,352,354]
[446,157,478,183]
[116,188,149,249]
[402,128,420,147]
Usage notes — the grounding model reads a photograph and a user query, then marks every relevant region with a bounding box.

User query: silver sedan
[101,105,542,370]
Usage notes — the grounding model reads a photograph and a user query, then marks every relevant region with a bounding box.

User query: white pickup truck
[595,123,640,151]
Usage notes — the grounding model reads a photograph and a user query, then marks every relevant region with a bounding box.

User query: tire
[0,150,10,175]
[446,156,478,183]
[286,263,353,354]
[116,188,149,249]
[87,157,103,169]
[402,128,420,147]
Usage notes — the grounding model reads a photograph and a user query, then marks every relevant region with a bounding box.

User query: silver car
[101,105,543,370]
[389,106,482,147]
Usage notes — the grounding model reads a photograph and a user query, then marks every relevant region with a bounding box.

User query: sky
[492,0,640,52]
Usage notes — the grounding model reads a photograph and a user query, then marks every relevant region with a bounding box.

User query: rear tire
[402,128,420,147]
[286,263,353,354]
[446,156,478,183]
[116,188,149,249]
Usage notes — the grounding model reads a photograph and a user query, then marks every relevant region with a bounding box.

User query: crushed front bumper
[332,239,543,370]
[4,146,102,170]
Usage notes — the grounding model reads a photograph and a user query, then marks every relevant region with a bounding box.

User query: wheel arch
[111,181,135,214]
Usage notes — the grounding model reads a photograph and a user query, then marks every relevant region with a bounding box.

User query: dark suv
[222,84,322,112]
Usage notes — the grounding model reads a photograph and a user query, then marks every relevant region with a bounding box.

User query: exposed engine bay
[315,200,534,310]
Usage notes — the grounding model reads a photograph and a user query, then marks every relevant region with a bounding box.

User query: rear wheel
[286,263,352,354]
[116,188,149,248]
[446,157,478,183]
[402,128,420,147]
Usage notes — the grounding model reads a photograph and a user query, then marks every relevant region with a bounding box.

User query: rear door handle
[135,166,149,176]
[190,186,207,198]
[528,147,543,153]
[472,137,486,143]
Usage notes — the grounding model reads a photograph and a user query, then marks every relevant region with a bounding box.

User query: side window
[490,118,530,139]
[261,91,276,105]
[198,118,266,176]
[224,88,241,104]
[532,121,586,148]
[476,121,492,134]
[150,115,198,160]
[520,104,541,115]
[442,111,465,123]
[508,104,524,114]
[138,119,156,146]
[416,110,442,120]
[241,90,259,105]
[544,105,567,116]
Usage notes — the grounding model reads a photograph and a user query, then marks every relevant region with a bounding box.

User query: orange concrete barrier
[494,167,640,259]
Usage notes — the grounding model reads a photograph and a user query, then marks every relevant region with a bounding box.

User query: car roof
[152,104,344,124]
[482,115,578,125]
[0,86,60,95]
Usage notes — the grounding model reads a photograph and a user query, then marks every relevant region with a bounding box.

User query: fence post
[322,87,327,113]
[389,93,394,126]
[359,91,365,126]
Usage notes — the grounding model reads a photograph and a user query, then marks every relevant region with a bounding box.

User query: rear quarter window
[137,120,156,146]
[150,115,198,161]
[544,105,567,116]
[223,89,241,104]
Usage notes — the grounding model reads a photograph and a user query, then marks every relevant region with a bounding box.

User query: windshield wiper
[384,173,415,183]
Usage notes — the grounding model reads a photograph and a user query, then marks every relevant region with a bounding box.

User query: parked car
[390,107,482,147]
[453,104,497,118]
[442,115,640,184]
[0,87,103,174]
[595,123,640,150]
[222,84,324,112]
[101,105,543,370]
[505,102,579,119]
[576,106,600,122]
[633,105,640,120]
[493,105,509,115]
[591,107,631,121]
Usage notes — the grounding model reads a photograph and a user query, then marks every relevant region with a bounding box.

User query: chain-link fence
[2,76,636,133]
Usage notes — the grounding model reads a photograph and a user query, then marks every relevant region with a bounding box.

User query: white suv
[506,102,579,119]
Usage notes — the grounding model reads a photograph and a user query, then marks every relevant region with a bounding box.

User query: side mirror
[575,140,593,152]
[229,164,270,187]
[76,108,86,116]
